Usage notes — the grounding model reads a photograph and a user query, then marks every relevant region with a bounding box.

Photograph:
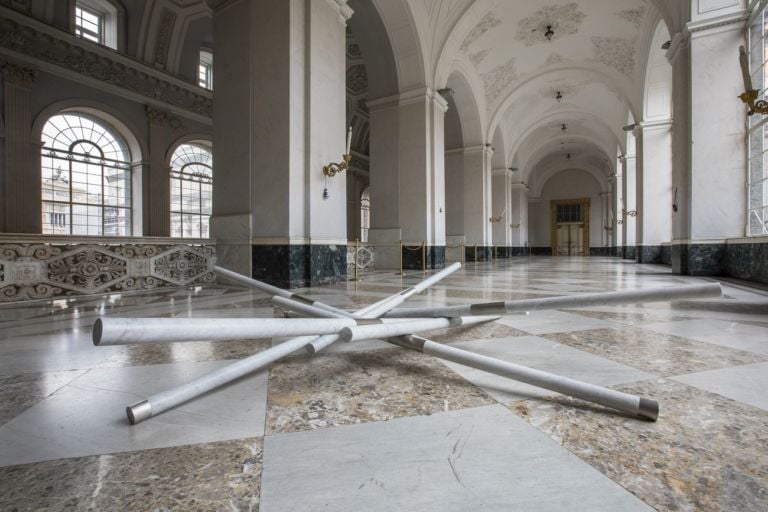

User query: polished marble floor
[1,257,767,511]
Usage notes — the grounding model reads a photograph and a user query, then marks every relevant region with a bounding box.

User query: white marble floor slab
[497,310,619,334]
[0,360,268,467]
[259,405,653,512]
[672,362,768,412]
[642,319,768,354]
[438,335,655,403]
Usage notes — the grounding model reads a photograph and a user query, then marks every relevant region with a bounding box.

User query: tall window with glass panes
[748,0,768,235]
[170,144,213,238]
[75,4,104,44]
[199,51,213,90]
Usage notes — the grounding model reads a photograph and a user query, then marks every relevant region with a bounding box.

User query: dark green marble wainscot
[252,244,346,288]
[726,242,768,285]
[589,247,612,257]
[672,243,727,276]
[463,245,492,262]
[401,245,445,270]
[623,245,637,260]
[637,245,671,265]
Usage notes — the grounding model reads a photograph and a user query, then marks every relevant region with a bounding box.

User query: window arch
[170,143,213,238]
[360,187,370,242]
[41,113,133,236]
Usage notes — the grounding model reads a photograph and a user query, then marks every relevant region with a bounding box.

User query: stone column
[457,145,491,261]
[638,119,673,263]
[669,10,747,275]
[208,0,352,287]
[510,182,528,255]
[1,61,38,233]
[368,88,447,270]
[620,152,637,259]
[614,172,624,253]
[144,107,172,237]
[491,168,512,256]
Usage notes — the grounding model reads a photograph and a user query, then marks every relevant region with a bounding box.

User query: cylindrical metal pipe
[126,334,321,424]
[384,282,723,318]
[94,316,426,346]
[338,315,499,343]
[389,334,659,421]
[272,296,355,319]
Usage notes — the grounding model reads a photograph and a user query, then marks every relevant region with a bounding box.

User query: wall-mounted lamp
[566,152,571,159]
[544,25,554,41]
[555,90,563,102]
[672,186,679,212]
[437,88,455,98]
[739,45,768,115]
[508,167,518,172]
[621,209,638,217]
[561,123,567,132]
[661,40,671,50]
[510,223,520,228]
[489,208,506,223]
[622,123,637,132]
[323,126,353,178]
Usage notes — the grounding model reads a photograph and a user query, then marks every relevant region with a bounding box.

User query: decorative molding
[481,57,517,103]
[0,8,212,120]
[0,59,36,87]
[687,9,748,34]
[614,7,646,29]
[153,7,178,69]
[0,242,216,302]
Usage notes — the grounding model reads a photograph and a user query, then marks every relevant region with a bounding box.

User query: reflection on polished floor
[1,257,768,511]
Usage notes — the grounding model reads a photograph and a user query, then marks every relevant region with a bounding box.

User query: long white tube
[384,282,723,318]
[338,315,499,343]
[389,334,659,421]
[125,264,462,424]
[93,317,426,346]
[272,296,353,319]
[287,295,659,421]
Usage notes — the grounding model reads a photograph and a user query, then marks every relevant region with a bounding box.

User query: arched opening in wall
[360,186,370,243]
[169,142,213,238]
[41,112,133,236]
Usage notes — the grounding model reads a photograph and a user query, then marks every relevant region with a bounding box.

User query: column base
[636,245,671,265]
[252,244,346,289]
[622,246,637,260]
[589,247,612,256]
[402,245,446,270]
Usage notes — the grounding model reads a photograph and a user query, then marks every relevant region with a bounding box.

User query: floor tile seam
[638,328,768,358]
[666,359,768,380]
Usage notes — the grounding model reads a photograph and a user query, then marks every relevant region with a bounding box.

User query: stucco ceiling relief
[614,6,647,28]
[590,36,637,78]
[481,57,518,104]
[514,3,587,47]
[469,49,490,67]
[459,11,501,53]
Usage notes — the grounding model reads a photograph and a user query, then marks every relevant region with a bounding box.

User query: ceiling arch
[530,162,610,198]
[445,62,486,147]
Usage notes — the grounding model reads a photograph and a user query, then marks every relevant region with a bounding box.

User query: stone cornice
[0,7,212,122]
[687,9,748,35]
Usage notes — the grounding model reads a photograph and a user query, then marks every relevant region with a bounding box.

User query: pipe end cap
[92,319,103,346]
[638,398,659,422]
[127,400,152,425]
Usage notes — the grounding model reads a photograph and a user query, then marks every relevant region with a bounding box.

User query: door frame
[550,197,590,256]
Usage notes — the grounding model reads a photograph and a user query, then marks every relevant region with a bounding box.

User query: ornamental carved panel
[0,242,216,302]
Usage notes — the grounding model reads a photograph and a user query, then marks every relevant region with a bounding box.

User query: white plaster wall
[445,151,464,236]
[528,169,605,249]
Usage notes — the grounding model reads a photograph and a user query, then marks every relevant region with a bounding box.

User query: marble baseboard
[727,242,768,286]
[401,245,445,270]
[589,247,612,257]
[623,246,637,260]
[637,245,671,265]
[463,245,493,262]
[252,244,346,288]
[530,246,553,256]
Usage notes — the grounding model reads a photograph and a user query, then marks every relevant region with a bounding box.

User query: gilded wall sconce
[323,126,353,177]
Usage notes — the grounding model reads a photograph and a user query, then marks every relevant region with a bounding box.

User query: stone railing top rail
[0,233,215,245]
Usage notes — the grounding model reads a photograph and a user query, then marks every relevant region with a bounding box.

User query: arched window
[170,143,213,238]
[41,113,132,236]
[360,187,370,242]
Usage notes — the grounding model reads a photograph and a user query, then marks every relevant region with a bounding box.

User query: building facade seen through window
[170,143,213,238]
[41,113,133,236]
[748,0,768,236]
[360,187,370,242]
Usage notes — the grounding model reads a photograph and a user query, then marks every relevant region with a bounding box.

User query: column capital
[0,60,37,88]
[492,167,512,178]
[368,87,447,113]
[665,30,690,64]
[146,106,170,126]
[639,118,674,130]
[510,183,529,192]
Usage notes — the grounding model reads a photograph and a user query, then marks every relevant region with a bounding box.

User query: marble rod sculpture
[337,316,501,343]
[384,282,722,318]
[124,264,461,424]
[307,262,463,354]
[278,298,659,420]
[92,317,464,346]
[389,334,659,421]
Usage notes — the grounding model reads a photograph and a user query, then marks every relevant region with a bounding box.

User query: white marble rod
[93,317,431,346]
[338,316,500,343]
[125,264,460,424]
[214,265,348,317]
[383,282,723,318]
[390,334,659,421]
